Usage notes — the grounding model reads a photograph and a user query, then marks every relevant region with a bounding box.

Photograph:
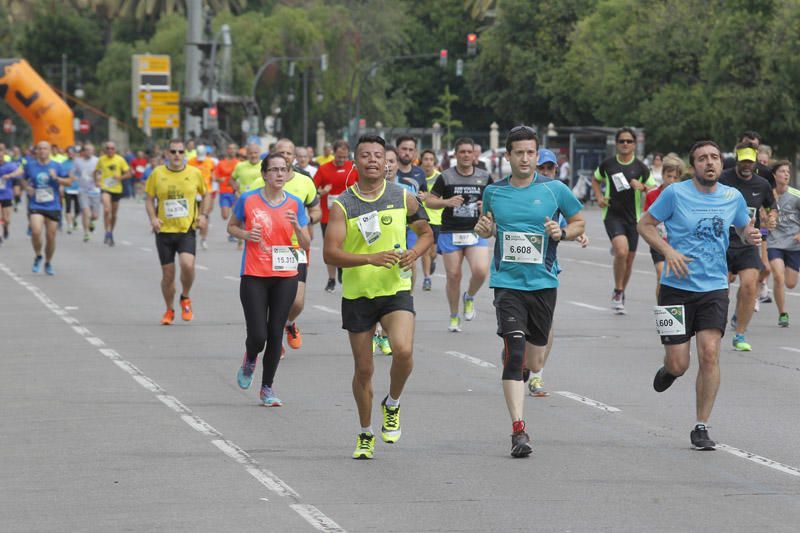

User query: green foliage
[430,84,463,149]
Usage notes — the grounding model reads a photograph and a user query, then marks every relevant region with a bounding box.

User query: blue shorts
[767,248,800,272]
[219,192,237,208]
[437,231,489,254]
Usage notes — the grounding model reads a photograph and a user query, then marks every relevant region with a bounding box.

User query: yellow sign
[138,115,181,129]
[138,104,179,116]
[137,55,170,73]
[137,91,179,104]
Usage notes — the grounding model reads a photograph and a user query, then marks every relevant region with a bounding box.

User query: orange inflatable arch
[0,58,74,148]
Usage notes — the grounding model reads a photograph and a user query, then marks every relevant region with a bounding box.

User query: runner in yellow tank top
[323,134,433,460]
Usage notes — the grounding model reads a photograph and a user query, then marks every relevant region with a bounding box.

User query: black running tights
[240,275,299,387]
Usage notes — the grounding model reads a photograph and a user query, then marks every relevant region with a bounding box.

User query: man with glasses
[592,127,654,313]
[96,141,132,246]
[145,139,211,325]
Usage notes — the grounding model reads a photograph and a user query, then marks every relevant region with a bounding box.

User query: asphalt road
[1,201,799,532]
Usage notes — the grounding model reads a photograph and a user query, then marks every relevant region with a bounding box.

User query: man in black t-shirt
[719,142,777,352]
[426,137,493,333]
[722,130,775,187]
[591,127,655,314]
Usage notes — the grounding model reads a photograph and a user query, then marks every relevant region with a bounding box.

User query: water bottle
[394,244,412,279]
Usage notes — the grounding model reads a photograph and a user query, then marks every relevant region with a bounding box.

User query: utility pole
[302,69,309,146]
[184,0,203,137]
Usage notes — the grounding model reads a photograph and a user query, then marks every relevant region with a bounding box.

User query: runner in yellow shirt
[95,141,131,246]
[232,143,264,193]
[145,139,211,325]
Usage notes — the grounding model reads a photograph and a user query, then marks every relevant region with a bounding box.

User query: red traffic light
[208,106,218,118]
[467,33,477,43]
[439,49,448,67]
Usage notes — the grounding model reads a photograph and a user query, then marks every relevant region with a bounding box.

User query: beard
[399,156,412,166]
[695,175,717,188]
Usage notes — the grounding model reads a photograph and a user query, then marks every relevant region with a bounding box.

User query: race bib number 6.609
[653,305,686,336]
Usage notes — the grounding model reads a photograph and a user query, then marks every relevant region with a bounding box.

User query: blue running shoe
[259,385,282,407]
[32,255,43,273]
[236,354,256,389]
[44,263,54,276]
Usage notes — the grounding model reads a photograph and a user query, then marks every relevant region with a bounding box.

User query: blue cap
[537,148,557,166]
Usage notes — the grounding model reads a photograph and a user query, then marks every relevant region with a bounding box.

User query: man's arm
[401,191,433,269]
[145,193,162,233]
[638,212,692,278]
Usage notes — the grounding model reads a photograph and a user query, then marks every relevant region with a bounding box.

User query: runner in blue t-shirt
[0,144,23,242]
[638,140,760,451]
[475,126,584,458]
[61,147,80,234]
[24,141,73,275]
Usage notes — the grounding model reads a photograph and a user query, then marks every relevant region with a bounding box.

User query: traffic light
[467,33,477,56]
[320,53,328,72]
[439,49,448,68]
[203,105,219,130]
[456,59,464,77]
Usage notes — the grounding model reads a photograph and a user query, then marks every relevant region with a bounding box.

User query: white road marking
[313,305,340,315]
[120,240,132,246]
[139,247,152,252]
[1,263,343,530]
[291,504,347,533]
[64,306,79,310]
[433,273,446,278]
[566,300,607,312]
[560,256,652,275]
[554,391,621,412]
[445,351,497,369]
[780,346,800,353]
[196,264,208,271]
[224,276,239,282]
[717,444,800,477]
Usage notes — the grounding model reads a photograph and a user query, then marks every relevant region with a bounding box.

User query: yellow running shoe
[352,432,375,459]
[380,396,401,443]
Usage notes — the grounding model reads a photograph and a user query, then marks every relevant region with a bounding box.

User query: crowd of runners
[1,125,797,458]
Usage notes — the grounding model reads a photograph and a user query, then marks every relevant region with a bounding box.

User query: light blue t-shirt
[647,179,750,292]
[483,175,583,291]
[61,159,79,193]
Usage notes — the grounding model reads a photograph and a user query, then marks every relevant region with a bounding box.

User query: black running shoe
[325,278,335,293]
[511,431,533,458]
[690,424,716,450]
[653,366,678,392]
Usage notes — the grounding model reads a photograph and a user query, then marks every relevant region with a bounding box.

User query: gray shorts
[78,190,102,212]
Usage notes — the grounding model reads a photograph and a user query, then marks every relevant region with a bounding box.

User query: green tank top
[334,181,411,299]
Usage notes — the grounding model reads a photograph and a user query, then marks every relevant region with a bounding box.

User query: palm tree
[0,0,247,22]
[463,0,497,20]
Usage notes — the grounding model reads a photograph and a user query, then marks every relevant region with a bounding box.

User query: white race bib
[272,246,298,271]
[611,172,630,192]
[296,248,308,264]
[502,231,544,264]
[326,193,340,209]
[88,187,101,197]
[452,232,479,246]
[747,206,757,220]
[0,178,6,190]
[357,210,381,245]
[35,187,55,204]
[164,198,190,219]
[104,177,119,189]
[653,305,686,336]
[211,181,220,192]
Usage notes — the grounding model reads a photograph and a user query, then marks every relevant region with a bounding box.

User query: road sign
[137,91,179,105]
[137,56,170,73]
[139,103,179,116]
[132,55,172,118]
[3,118,14,134]
[138,115,180,129]
[78,119,90,134]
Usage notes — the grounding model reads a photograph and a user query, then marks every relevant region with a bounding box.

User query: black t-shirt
[594,156,652,222]
[723,158,775,188]
[396,166,427,194]
[718,168,776,247]
[431,166,493,232]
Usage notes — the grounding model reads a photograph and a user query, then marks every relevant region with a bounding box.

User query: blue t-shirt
[396,166,427,194]
[25,160,63,211]
[61,159,79,193]
[483,175,583,291]
[0,161,19,200]
[647,179,750,292]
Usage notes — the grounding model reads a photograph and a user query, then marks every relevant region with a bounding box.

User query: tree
[430,84,462,148]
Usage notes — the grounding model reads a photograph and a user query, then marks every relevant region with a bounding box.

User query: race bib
[747,206,757,221]
[453,202,478,218]
[211,181,220,192]
[0,178,6,190]
[357,210,381,245]
[104,177,119,189]
[611,172,630,192]
[452,232,479,246]
[653,305,686,336]
[164,198,190,219]
[88,187,101,197]
[35,187,55,204]
[502,231,544,264]
[272,246,298,271]
[296,248,308,264]
[326,193,339,209]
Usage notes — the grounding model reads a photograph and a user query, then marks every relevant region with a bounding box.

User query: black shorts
[493,287,557,346]
[431,224,441,253]
[298,262,308,283]
[64,194,79,215]
[103,191,123,203]
[0,199,12,208]
[29,209,61,222]
[726,246,762,274]
[657,284,729,345]
[650,247,665,264]
[341,291,415,333]
[155,230,196,265]
[604,215,639,251]
[320,222,327,237]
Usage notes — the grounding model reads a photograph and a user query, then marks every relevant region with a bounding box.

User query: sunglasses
[617,139,635,145]
[170,149,185,154]
[510,125,536,134]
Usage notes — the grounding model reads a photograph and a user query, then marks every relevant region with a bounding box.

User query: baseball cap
[736,147,757,162]
[537,148,557,166]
